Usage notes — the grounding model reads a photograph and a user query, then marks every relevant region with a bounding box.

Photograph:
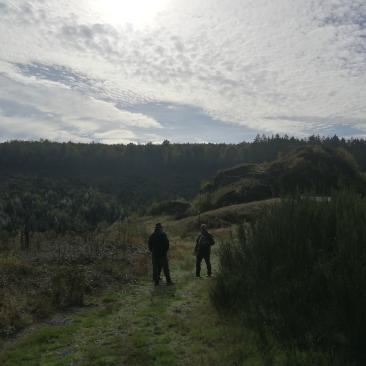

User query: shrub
[29,293,54,320]
[51,266,85,309]
[150,200,191,218]
[212,191,366,365]
[0,290,23,336]
[0,257,32,277]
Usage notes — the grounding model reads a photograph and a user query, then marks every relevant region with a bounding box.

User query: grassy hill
[196,145,366,211]
[169,199,279,237]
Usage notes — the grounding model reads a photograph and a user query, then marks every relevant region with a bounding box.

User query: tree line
[1,135,366,203]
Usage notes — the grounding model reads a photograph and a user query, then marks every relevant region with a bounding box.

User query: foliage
[51,266,85,309]
[174,198,278,237]
[0,220,147,338]
[199,146,366,211]
[1,135,366,212]
[269,146,363,195]
[0,177,121,250]
[0,290,24,337]
[149,200,192,218]
[212,192,366,365]
[0,257,32,277]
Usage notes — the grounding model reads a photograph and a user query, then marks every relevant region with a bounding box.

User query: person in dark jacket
[195,224,215,277]
[148,223,173,286]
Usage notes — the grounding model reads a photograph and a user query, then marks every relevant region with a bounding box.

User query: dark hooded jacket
[195,230,215,255]
[148,230,170,258]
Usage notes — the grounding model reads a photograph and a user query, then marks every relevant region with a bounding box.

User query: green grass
[0,237,262,366]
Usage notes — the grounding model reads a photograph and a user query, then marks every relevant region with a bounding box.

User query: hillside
[171,199,279,236]
[197,145,366,210]
[2,136,366,211]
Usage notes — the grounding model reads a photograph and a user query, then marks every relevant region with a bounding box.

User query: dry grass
[0,290,24,337]
[0,220,150,339]
[0,257,32,277]
[170,198,280,237]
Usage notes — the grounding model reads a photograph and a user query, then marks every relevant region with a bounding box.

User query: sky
[0,0,365,144]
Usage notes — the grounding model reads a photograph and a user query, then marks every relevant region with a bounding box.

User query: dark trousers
[196,251,211,277]
[152,255,171,284]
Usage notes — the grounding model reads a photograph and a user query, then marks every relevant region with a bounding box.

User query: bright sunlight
[93,0,169,27]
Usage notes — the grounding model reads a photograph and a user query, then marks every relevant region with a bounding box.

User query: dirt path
[0,238,260,366]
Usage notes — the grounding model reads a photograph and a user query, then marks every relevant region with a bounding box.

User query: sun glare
[93,0,169,28]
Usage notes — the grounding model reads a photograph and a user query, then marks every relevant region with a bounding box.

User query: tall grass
[211,191,366,365]
[0,220,148,338]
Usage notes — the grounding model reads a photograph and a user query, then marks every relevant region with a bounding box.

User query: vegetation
[0,230,262,366]
[0,177,122,252]
[173,199,279,238]
[1,135,366,365]
[149,200,192,219]
[2,135,366,210]
[212,191,366,365]
[0,221,148,337]
[198,145,366,211]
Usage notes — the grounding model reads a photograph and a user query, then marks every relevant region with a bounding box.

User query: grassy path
[0,238,261,366]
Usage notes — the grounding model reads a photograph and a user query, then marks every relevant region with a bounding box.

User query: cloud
[0,71,161,143]
[264,115,366,138]
[126,101,257,143]
[0,72,159,130]
[0,116,92,143]
[93,129,136,144]
[0,0,365,141]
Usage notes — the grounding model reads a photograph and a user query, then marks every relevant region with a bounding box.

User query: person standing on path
[148,223,174,286]
[195,224,215,277]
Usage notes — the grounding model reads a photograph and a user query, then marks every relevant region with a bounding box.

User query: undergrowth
[212,191,366,365]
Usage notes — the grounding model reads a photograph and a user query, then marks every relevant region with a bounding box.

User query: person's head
[155,223,163,231]
[200,223,207,233]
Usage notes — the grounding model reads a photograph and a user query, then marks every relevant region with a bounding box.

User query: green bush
[212,192,366,365]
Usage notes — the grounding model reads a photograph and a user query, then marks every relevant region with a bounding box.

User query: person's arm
[194,235,200,253]
[165,234,170,252]
[209,233,215,246]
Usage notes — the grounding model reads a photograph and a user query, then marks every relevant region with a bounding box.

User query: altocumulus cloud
[0,0,365,143]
